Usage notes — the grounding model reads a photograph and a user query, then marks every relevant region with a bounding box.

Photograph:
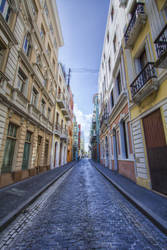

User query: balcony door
[143,109,167,194]
[139,49,147,70]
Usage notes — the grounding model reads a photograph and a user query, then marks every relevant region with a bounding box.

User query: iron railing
[124,3,145,44]
[154,24,167,59]
[130,62,157,97]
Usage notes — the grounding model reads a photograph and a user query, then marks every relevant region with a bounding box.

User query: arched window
[23,33,31,57]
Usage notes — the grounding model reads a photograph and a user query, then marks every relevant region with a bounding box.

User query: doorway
[143,109,167,194]
[54,142,57,167]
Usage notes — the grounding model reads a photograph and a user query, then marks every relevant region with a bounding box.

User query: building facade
[120,0,167,194]
[51,63,70,168]
[90,93,100,162]
[98,0,136,182]
[72,115,78,160]
[98,0,167,194]
[0,0,73,188]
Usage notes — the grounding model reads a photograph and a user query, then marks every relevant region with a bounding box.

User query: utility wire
[71,68,99,74]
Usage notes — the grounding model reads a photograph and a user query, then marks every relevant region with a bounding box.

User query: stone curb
[0,162,77,232]
[90,160,167,235]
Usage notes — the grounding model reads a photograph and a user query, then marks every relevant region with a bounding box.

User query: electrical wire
[71,68,99,74]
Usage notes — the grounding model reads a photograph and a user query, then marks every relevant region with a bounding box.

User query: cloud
[74,104,92,151]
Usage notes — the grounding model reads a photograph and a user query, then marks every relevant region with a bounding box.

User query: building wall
[122,0,167,193]
[98,0,135,182]
[0,0,66,187]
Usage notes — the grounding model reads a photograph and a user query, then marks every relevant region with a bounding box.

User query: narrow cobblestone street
[1,159,167,250]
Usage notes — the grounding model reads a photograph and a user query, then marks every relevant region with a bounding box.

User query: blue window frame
[23,34,31,56]
[0,0,6,13]
[0,0,11,23]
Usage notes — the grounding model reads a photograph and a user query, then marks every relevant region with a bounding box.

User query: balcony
[65,109,71,121]
[124,3,147,49]
[57,93,66,109]
[154,24,167,69]
[54,123,61,136]
[60,128,68,140]
[130,62,158,104]
[61,102,68,115]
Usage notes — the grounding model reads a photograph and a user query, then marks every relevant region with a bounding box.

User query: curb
[0,162,76,232]
[91,161,167,235]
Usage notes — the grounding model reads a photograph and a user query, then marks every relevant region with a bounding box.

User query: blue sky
[56,0,110,150]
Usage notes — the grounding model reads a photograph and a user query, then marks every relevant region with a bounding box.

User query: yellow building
[0,0,64,187]
[122,0,167,194]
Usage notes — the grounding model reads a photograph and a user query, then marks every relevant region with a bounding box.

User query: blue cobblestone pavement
[3,159,167,249]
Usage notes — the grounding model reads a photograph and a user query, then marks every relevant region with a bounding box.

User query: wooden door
[143,109,167,194]
[22,142,30,170]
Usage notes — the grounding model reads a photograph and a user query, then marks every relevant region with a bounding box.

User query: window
[23,33,31,57]
[50,23,53,35]
[41,98,46,115]
[31,0,38,17]
[117,72,122,95]
[104,76,106,93]
[53,59,55,70]
[40,24,45,40]
[44,1,48,16]
[0,0,12,23]
[139,49,147,70]
[22,131,32,170]
[113,34,116,53]
[107,31,109,43]
[44,139,49,165]
[2,123,17,173]
[108,57,111,72]
[123,121,128,158]
[110,90,114,108]
[117,130,120,155]
[54,38,57,49]
[36,54,42,67]
[47,44,51,57]
[120,120,128,159]
[48,107,51,120]
[56,112,59,126]
[17,68,27,94]
[111,6,114,22]
[61,120,63,131]
[31,87,38,106]
[0,42,5,68]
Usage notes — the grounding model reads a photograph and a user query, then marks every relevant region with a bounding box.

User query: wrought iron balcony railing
[124,3,145,46]
[130,62,157,97]
[154,24,167,65]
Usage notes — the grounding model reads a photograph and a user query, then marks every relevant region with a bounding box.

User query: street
[1,159,167,250]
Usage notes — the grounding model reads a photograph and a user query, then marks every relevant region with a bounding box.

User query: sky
[56,0,110,151]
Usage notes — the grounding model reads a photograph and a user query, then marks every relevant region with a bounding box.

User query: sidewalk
[0,161,77,232]
[90,160,167,234]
